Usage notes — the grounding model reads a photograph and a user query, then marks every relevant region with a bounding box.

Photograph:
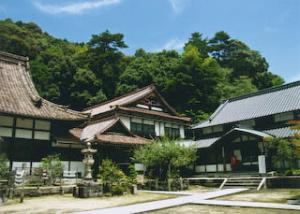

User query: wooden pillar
[222,145,226,172]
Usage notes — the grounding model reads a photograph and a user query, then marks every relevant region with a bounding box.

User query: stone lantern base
[74,181,103,198]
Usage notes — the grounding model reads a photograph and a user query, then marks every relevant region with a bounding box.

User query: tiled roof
[180,137,220,149]
[229,128,272,139]
[70,116,150,145]
[0,51,87,121]
[193,81,300,129]
[264,127,300,138]
[117,106,191,122]
[95,134,150,145]
[184,127,300,149]
[83,84,179,117]
[79,117,119,141]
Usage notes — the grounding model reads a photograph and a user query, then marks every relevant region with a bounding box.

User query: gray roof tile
[194,81,300,129]
[0,51,87,121]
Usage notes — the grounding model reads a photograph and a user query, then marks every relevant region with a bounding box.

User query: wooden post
[20,184,24,203]
[222,146,226,172]
[155,179,159,190]
[179,177,183,190]
[167,179,171,191]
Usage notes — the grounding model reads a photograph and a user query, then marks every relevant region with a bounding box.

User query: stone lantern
[81,141,97,181]
[74,140,102,198]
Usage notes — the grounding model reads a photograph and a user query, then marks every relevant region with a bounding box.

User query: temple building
[0,51,88,174]
[184,81,300,174]
[72,84,191,173]
[0,51,191,176]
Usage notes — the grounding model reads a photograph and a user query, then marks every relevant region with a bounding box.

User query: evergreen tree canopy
[0,19,285,121]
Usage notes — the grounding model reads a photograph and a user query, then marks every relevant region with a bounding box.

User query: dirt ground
[1,187,299,213]
[218,188,300,203]
[0,192,176,214]
[148,204,300,214]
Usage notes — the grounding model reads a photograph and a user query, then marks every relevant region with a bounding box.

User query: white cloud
[168,0,190,14]
[154,38,185,51]
[33,0,121,15]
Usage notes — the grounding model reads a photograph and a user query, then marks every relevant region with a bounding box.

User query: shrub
[98,159,129,195]
[27,167,44,186]
[264,137,295,171]
[0,153,9,179]
[40,154,63,185]
[128,164,137,185]
[285,169,300,176]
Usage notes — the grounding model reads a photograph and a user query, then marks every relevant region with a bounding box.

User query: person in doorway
[230,153,238,171]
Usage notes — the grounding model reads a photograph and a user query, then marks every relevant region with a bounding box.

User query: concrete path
[74,188,247,214]
[193,199,300,211]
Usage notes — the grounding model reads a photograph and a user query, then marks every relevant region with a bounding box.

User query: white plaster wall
[120,116,130,130]
[70,161,85,175]
[206,164,217,172]
[217,164,224,172]
[180,125,185,138]
[159,122,165,136]
[12,162,31,174]
[195,165,205,172]
[155,121,160,136]
[0,127,13,137]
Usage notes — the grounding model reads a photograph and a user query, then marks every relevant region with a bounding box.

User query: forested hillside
[0,19,284,121]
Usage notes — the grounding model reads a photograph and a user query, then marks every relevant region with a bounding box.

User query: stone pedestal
[130,184,137,194]
[75,181,102,198]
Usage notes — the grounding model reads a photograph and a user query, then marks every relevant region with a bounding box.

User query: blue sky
[0,0,299,82]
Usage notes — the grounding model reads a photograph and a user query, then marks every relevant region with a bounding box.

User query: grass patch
[218,188,300,203]
[147,204,300,214]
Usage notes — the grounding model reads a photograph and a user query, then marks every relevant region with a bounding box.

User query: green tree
[264,137,295,171]
[128,164,138,185]
[134,138,196,181]
[184,32,209,57]
[222,76,258,99]
[0,20,286,119]
[209,31,284,89]
[87,30,128,98]
[98,159,128,195]
[165,45,226,116]
[41,154,63,185]
[70,68,106,109]
[0,154,9,179]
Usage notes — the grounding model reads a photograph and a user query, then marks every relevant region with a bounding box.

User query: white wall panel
[206,164,217,172]
[195,165,205,172]
[180,125,185,138]
[217,164,224,172]
[120,116,130,129]
[0,127,13,137]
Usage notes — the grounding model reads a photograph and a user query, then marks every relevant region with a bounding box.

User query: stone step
[227,177,262,180]
[224,183,259,186]
[220,177,263,189]
[226,180,261,184]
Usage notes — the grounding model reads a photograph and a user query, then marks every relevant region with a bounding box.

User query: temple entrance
[195,128,271,174]
[225,140,260,172]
